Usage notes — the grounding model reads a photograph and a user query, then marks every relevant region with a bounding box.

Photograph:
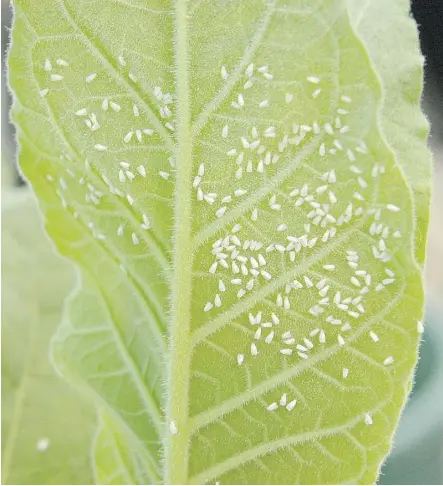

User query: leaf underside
[9,0,431,484]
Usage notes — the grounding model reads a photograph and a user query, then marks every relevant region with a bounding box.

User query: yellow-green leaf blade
[8,0,430,484]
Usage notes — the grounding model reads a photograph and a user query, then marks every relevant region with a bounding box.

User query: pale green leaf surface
[93,408,161,484]
[1,189,96,484]
[348,0,432,267]
[9,0,429,484]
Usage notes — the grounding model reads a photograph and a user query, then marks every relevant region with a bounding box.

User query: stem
[165,0,193,483]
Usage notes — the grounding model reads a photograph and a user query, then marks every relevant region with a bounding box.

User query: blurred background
[1,0,442,484]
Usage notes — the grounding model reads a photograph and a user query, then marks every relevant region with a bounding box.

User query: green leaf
[347,0,432,267]
[1,189,96,485]
[93,408,161,484]
[8,0,430,484]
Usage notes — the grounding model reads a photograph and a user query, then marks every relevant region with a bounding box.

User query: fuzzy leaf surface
[9,0,430,483]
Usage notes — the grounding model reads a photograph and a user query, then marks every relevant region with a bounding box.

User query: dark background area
[411,0,443,139]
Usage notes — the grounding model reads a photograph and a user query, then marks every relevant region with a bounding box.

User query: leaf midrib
[165,2,340,482]
[164,0,194,483]
[165,3,282,482]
